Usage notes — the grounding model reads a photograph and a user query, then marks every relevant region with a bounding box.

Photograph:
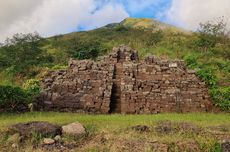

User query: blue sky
[0,0,229,42]
[119,0,172,19]
[75,0,173,31]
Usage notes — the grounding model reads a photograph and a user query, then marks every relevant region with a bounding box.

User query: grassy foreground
[0,112,229,151]
[0,112,229,129]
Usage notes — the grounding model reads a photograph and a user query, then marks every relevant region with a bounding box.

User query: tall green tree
[0,33,52,69]
[196,17,229,51]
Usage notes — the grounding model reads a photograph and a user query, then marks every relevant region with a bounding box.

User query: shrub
[195,17,229,51]
[194,34,217,50]
[215,59,230,72]
[1,33,46,67]
[115,25,129,32]
[67,39,107,60]
[210,87,230,110]
[0,85,29,112]
[196,68,217,88]
[23,79,41,99]
[146,30,164,47]
[184,54,199,69]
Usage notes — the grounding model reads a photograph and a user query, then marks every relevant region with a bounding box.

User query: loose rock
[43,138,55,145]
[62,122,86,136]
[54,135,62,141]
[11,143,19,148]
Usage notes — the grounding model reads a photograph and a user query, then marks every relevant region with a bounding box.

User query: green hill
[118,18,189,33]
[0,18,229,110]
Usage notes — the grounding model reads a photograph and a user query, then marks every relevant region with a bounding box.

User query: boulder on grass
[9,121,61,137]
[62,122,86,136]
[43,138,55,145]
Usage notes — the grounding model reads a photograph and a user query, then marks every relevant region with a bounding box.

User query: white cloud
[0,0,44,30]
[76,2,129,30]
[165,0,230,30]
[0,0,129,42]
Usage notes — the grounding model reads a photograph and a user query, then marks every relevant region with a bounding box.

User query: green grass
[0,112,229,151]
[0,112,229,130]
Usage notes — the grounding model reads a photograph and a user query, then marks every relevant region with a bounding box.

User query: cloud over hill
[165,0,230,30]
[0,0,230,41]
[0,0,128,41]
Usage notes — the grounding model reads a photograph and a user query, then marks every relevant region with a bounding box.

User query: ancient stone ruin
[38,46,213,114]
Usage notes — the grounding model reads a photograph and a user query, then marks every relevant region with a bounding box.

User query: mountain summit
[105,17,188,33]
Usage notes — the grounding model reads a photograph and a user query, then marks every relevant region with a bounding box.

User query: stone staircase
[109,63,123,113]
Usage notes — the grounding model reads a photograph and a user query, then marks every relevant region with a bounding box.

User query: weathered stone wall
[120,57,211,114]
[39,60,114,113]
[38,46,213,114]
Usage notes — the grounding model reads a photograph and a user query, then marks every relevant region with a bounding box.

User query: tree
[67,38,107,60]
[0,32,52,69]
[196,17,229,51]
[146,30,163,47]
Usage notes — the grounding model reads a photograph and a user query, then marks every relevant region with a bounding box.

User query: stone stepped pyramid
[38,45,213,114]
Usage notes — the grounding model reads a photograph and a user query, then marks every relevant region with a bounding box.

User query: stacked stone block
[120,56,211,114]
[38,45,213,114]
[39,59,114,113]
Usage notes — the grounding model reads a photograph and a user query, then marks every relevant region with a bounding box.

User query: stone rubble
[37,45,213,114]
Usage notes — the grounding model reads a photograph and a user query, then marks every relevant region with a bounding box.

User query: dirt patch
[105,138,200,152]
[177,122,202,134]
[207,125,230,140]
[8,121,61,137]
[208,125,229,132]
[111,139,167,152]
[220,139,230,152]
[155,120,175,134]
[155,120,202,135]
[131,125,150,132]
[36,142,77,152]
[176,140,200,152]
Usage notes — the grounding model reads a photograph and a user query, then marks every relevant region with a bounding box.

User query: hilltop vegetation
[0,18,229,110]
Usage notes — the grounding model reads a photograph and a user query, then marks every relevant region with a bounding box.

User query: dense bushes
[185,60,229,111]
[210,87,230,110]
[66,39,107,60]
[184,54,217,88]
[23,79,40,98]
[196,68,217,88]
[0,33,55,86]
[0,86,29,112]
[184,54,230,110]
[195,17,229,51]
[184,54,199,69]
[0,33,53,68]
[0,79,40,112]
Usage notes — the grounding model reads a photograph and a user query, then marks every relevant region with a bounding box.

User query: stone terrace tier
[37,46,213,114]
